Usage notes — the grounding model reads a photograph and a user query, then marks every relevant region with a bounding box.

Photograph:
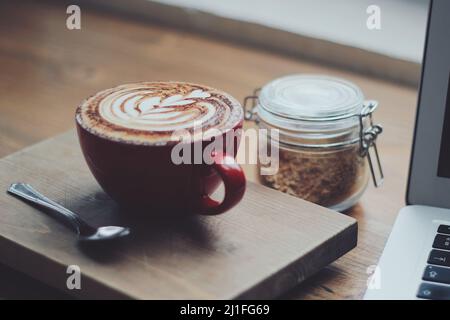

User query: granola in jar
[245,74,383,211]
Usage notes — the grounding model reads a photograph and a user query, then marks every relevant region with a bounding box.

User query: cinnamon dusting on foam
[76,82,243,145]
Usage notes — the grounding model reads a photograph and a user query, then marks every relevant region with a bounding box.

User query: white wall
[153,0,429,63]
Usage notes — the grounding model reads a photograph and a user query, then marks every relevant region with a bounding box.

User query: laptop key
[433,234,450,250]
[438,225,450,235]
[417,283,450,300]
[423,265,450,284]
[428,250,450,267]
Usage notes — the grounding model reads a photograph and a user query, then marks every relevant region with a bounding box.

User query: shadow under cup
[76,121,246,216]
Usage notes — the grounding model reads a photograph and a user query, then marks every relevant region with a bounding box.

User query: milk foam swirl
[100,87,217,131]
[76,82,243,145]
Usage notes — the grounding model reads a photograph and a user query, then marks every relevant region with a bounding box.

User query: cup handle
[197,152,246,215]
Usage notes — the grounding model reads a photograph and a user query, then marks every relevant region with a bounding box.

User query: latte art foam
[76,82,243,145]
[99,88,217,132]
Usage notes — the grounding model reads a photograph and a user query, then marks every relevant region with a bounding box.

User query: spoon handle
[7,183,84,235]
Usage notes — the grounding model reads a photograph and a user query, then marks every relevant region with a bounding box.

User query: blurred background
[0,0,430,156]
[87,0,429,85]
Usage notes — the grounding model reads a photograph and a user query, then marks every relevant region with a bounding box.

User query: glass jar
[245,75,383,212]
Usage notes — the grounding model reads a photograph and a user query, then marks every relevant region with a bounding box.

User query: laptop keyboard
[417,224,450,299]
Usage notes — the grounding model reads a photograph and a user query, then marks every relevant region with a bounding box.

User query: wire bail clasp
[243,88,261,122]
[359,100,384,187]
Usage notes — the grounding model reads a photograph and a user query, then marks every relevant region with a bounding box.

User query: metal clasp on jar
[359,101,384,187]
[243,88,261,123]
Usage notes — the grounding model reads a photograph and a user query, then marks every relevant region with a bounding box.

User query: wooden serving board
[0,130,357,299]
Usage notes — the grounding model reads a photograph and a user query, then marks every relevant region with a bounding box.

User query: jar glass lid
[258,74,364,121]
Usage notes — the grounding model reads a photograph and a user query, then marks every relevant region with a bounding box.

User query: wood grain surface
[0,131,357,299]
[0,0,419,299]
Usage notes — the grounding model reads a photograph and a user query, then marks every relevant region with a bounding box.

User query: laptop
[364,0,450,300]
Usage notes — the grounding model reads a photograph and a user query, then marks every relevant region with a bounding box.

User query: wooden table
[0,0,418,299]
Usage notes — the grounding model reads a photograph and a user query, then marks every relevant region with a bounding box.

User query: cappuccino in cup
[76,82,246,215]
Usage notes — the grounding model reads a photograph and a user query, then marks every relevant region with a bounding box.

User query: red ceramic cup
[76,95,246,215]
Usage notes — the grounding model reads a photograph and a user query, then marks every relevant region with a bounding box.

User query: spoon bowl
[79,226,131,242]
